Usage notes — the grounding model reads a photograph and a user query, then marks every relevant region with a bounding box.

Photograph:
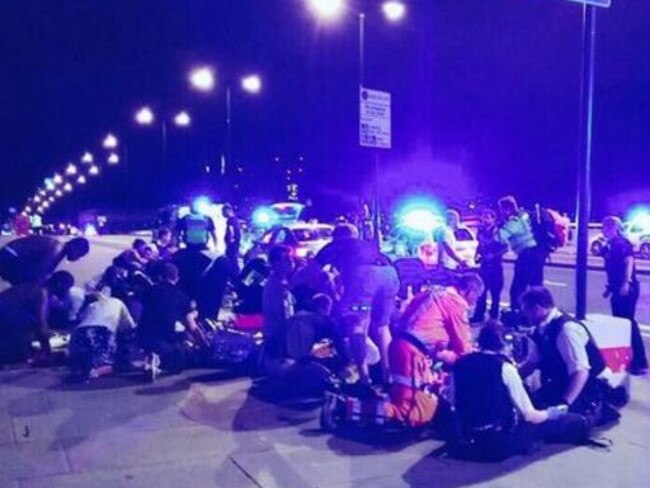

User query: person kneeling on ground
[448,324,587,462]
[138,263,208,381]
[68,290,136,379]
[399,273,484,365]
[519,287,618,427]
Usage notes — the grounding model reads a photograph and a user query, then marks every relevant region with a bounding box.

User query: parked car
[253,222,335,259]
[590,222,650,259]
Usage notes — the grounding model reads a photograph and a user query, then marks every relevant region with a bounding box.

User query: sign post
[360,86,391,248]
[569,0,611,320]
[359,87,392,149]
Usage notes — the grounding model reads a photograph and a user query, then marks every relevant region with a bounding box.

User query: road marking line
[544,280,567,288]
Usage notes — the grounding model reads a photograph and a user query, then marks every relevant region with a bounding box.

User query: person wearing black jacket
[601,216,648,375]
[519,287,616,426]
[449,324,583,462]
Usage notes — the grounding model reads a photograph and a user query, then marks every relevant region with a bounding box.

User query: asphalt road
[0,234,649,487]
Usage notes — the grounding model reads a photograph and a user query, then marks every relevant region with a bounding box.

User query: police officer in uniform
[519,287,616,426]
[449,324,585,461]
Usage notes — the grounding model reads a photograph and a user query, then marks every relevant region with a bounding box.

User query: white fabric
[437,226,458,270]
[537,308,591,375]
[501,361,537,419]
[64,286,86,321]
[78,296,135,334]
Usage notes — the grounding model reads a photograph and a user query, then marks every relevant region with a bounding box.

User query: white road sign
[360,87,391,149]
[565,0,611,7]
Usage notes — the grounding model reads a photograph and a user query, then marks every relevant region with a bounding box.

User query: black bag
[530,205,563,252]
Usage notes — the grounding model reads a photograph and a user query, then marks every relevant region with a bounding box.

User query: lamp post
[189,67,262,195]
[308,0,406,245]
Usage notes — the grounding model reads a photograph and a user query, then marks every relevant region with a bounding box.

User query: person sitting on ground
[46,270,85,329]
[447,323,587,462]
[399,273,485,365]
[284,294,346,364]
[68,290,136,379]
[290,257,337,312]
[519,287,616,426]
[153,227,177,261]
[137,262,208,381]
[114,239,150,272]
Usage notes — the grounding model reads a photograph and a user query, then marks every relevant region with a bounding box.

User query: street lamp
[53,174,63,185]
[241,74,262,94]
[382,1,406,22]
[65,163,77,176]
[89,165,100,176]
[102,133,118,149]
[107,153,120,165]
[63,182,73,193]
[135,106,155,125]
[190,66,262,191]
[34,196,41,203]
[55,189,63,197]
[307,0,345,20]
[189,66,216,92]
[81,151,94,164]
[77,175,87,185]
[174,111,191,127]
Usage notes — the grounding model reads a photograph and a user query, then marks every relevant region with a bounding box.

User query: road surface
[0,234,648,487]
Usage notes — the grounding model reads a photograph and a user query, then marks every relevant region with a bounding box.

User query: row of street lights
[20,63,264,217]
[22,134,121,216]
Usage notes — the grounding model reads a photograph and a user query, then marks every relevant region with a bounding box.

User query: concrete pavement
[0,366,649,487]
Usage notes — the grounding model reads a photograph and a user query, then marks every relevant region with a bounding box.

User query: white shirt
[437,226,458,270]
[64,286,86,322]
[530,308,591,375]
[78,295,136,334]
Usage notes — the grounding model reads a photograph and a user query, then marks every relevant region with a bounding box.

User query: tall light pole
[134,106,192,197]
[189,66,262,196]
[575,3,598,320]
[310,1,406,245]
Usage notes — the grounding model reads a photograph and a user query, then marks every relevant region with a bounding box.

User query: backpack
[530,205,564,252]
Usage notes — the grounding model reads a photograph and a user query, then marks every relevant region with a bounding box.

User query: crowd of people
[0,195,647,463]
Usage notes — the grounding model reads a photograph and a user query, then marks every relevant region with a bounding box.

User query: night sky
[1,0,648,220]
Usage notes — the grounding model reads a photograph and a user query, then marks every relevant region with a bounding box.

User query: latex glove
[548,404,569,421]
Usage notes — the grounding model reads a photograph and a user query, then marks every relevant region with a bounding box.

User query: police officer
[601,216,648,375]
[519,287,615,426]
[449,324,582,461]
[498,196,544,311]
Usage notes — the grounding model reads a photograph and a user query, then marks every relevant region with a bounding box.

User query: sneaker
[144,353,161,383]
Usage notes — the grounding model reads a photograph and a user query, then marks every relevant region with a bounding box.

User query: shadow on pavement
[402,444,574,488]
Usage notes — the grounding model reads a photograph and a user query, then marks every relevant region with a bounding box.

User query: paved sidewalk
[1,366,649,488]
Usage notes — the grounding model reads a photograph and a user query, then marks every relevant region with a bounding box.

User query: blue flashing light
[627,205,650,232]
[192,196,212,216]
[253,207,276,227]
[396,197,445,234]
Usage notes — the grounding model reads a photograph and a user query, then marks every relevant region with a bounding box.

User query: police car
[257,222,334,259]
[590,222,650,260]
